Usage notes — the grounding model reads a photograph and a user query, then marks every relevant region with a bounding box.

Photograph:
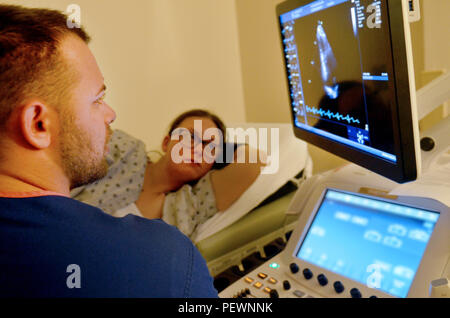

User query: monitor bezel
[276,0,421,183]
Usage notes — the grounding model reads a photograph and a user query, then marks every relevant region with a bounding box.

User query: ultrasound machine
[220,0,450,298]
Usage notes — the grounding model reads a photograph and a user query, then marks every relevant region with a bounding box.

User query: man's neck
[0,156,71,196]
[0,172,70,196]
[0,173,46,192]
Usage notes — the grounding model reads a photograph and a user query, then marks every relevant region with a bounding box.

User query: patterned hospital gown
[71,129,218,239]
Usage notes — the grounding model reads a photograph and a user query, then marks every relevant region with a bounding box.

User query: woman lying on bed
[71,109,265,239]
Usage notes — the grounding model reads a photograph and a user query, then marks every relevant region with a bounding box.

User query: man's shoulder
[64,195,194,246]
[119,212,195,248]
[0,195,216,297]
[1,195,191,248]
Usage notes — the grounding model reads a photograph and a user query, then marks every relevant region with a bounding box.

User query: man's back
[0,193,218,297]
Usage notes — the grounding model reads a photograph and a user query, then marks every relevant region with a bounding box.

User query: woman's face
[162,116,222,183]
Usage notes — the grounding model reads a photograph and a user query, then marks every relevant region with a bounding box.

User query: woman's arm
[210,144,266,211]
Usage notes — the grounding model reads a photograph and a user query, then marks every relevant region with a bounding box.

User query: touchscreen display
[296,189,439,297]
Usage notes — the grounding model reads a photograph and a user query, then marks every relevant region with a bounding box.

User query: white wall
[235,0,292,124]
[3,0,246,150]
[142,0,246,149]
[422,0,450,72]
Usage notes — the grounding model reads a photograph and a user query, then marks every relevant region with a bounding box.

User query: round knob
[239,289,249,298]
[420,137,435,151]
[317,274,328,286]
[289,263,299,274]
[302,268,313,280]
[269,289,279,299]
[283,280,291,290]
[350,288,362,298]
[333,281,345,293]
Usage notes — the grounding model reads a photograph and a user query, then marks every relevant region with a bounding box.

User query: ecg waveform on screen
[306,106,361,124]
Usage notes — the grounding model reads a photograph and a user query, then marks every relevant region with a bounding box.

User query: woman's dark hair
[167,109,226,141]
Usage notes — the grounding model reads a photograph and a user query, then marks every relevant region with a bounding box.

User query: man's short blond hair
[0,5,91,130]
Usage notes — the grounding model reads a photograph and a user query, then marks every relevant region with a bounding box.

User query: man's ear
[161,135,170,153]
[20,102,53,149]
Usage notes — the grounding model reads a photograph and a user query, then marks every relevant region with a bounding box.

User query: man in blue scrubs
[0,4,218,298]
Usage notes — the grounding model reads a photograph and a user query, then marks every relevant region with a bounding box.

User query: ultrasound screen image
[280,0,397,162]
[316,21,338,99]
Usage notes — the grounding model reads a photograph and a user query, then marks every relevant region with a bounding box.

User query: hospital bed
[196,189,298,278]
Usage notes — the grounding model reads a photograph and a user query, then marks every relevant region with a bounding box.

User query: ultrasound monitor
[276,0,421,183]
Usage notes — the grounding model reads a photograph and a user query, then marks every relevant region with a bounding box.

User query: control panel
[220,182,450,298]
[219,254,379,298]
